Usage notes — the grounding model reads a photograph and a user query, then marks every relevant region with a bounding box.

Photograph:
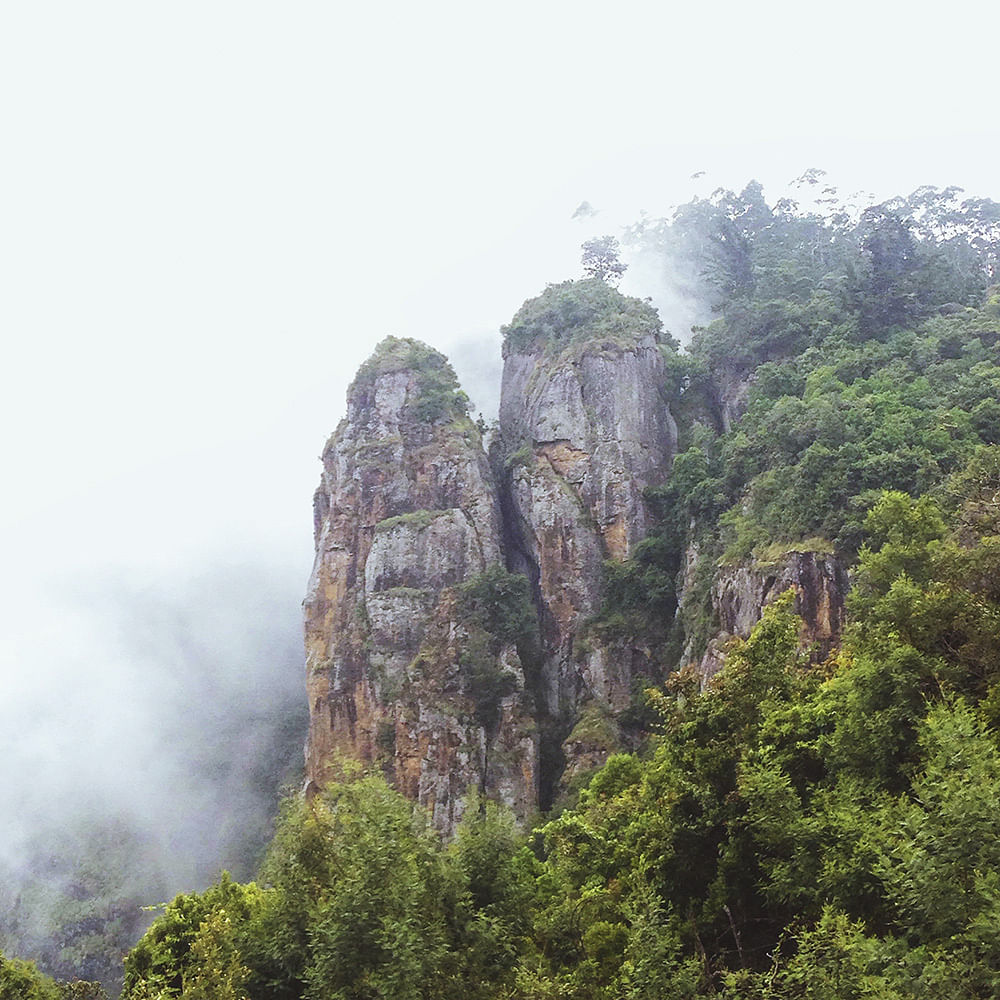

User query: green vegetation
[563,700,619,747]
[121,875,264,1000]
[710,305,1000,559]
[456,565,540,729]
[502,442,533,471]
[750,536,834,569]
[0,817,168,997]
[118,480,1000,995]
[0,952,62,1000]
[374,509,450,533]
[457,565,538,650]
[23,177,1000,997]
[121,778,479,1000]
[501,278,670,354]
[602,179,1000,660]
[0,949,105,999]
[351,336,470,423]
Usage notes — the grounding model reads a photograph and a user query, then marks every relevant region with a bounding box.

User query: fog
[1,0,998,988]
[0,556,306,983]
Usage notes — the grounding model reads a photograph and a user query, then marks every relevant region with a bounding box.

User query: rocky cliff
[304,337,537,831]
[496,280,677,772]
[684,545,849,677]
[303,282,854,830]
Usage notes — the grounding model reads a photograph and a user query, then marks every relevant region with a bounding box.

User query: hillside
[303,182,1000,836]
[9,179,1000,998]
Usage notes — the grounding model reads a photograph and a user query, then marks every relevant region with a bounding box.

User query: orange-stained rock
[304,337,537,833]
[497,283,678,783]
[687,546,849,679]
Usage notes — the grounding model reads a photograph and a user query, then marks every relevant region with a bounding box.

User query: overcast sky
[1,0,999,880]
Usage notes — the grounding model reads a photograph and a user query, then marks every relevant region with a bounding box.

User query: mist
[0,557,307,985]
[2,2,997,992]
[621,241,714,347]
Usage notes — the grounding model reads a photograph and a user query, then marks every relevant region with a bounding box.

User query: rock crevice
[304,337,537,832]
[303,288,852,830]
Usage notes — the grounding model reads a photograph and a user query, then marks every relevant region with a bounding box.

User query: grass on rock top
[350,336,470,423]
[501,279,674,355]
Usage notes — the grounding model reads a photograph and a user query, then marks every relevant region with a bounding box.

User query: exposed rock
[388,591,537,832]
[695,546,848,677]
[676,535,702,608]
[303,293,851,825]
[712,362,756,432]
[304,337,537,833]
[557,701,622,798]
[497,281,677,774]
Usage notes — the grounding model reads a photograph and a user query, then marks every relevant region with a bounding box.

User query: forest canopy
[109,177,1000,998]
[14,175,1000,999]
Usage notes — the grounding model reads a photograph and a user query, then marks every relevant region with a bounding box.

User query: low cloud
[0,558,307,986]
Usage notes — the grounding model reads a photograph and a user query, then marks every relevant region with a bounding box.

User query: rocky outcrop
[304,290,680,825]
[497,281,677,737]
[302,290,856,825]
[711,362,755,432]
[304,337,537,832]
[693,546,849,677]
[303,282,864,831]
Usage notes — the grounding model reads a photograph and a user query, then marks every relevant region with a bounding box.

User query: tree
[120,875,265,1000]
[581,236,627,285]
[857,206,921,331]
[255,777,458,1000]
[0,951,61,1000]
[182,910,251,1000]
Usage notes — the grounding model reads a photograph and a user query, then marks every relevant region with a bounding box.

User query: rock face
[497,281,677,735]
[694,547,849,677]
[302,285,854,827]
[712,363,756,432]
[304,337,537,832]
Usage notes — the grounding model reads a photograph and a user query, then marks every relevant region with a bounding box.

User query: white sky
[1,0,999,795]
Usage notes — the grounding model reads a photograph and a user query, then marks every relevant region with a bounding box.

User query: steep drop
[496,280,678,779]
[304,337,537,832]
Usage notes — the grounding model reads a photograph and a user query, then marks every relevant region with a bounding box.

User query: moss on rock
[501,279,669,355]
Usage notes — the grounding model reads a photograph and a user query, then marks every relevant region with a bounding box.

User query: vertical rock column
[497,281,677,731]
[304,337,537,833]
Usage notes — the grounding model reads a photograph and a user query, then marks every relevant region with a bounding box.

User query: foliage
[449,798,541,996]
[374,508,449,533]
[508,477,1000,993]
[501,279,668,354]
[580,236,627,286]
[58,983,107,1000]
[351,336,470,423]
[709,309,1000,557]
[120,874,265,1000]
[456,565,539,729]
[458,565,538,650]
[599,532,679,643]
[0,951,61,1000]
[255,777,459,1000]
[0,950,107,1000]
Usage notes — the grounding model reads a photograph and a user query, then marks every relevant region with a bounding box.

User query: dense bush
[501,279,669,354]
[351,336,470,423]
[0,950,105,1000]
[456,565,539,729]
